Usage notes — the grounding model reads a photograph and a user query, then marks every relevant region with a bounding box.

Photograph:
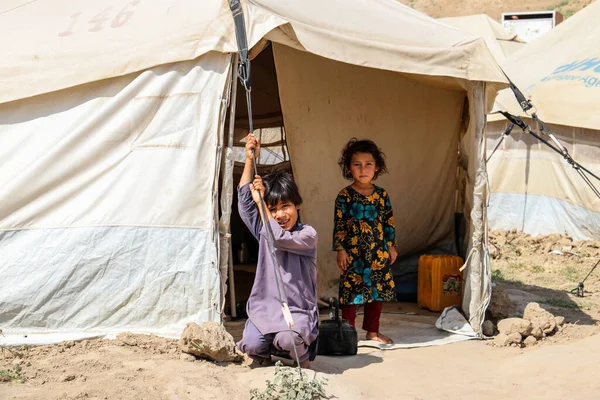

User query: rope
[497,111,600,202]
[486,122,514,163]
[227,0,304,376]
[570,259,600,297]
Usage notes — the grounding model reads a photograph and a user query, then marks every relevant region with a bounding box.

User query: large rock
[179,322,241,362]
[523,303,557,334]
[497,318,533,337]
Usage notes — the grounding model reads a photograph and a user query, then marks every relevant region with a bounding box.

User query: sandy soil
[2,322,600,400]
[396,0,594,20]
[2,229,600,399]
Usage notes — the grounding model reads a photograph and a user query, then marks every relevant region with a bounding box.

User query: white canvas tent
[439,14,525,62]
[488,1,600,240]
[0,0,507,343]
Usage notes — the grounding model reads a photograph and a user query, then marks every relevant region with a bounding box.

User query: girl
[332,138,398,344]
[236,134,318,368]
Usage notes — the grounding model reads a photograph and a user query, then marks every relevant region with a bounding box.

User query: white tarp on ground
[357,307,476,350]
[0,0,508,341]
[488,2,600,239]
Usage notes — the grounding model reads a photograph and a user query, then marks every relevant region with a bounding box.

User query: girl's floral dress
[333,185,397,305]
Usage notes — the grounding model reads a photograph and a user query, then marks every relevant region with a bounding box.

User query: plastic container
[417,255,464,312]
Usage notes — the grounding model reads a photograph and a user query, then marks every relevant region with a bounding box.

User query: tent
[439,14,525,62]
[488,1,600,240]
[0,0,507,342]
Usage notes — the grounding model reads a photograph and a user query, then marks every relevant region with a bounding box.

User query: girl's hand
[337,249,350,273]
[250,175,265,205]
[389,247,398,265]
[245,134,260,160]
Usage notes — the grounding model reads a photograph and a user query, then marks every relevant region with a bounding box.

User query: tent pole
[227,54,239,319]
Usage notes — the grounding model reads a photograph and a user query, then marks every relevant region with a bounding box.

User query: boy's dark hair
[262,170,303,206]
[338,138,388,180]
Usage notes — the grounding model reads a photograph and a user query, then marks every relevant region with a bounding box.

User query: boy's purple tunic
[237,183,319,346]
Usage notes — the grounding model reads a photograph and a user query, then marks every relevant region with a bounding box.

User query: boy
[236,134,318,368]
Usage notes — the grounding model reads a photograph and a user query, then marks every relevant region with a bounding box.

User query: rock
[508,332,523,345]
[523,336,537,347]
[493,333,511,347]
[530,325,544,340]
[555,316,566,327]
[180,353,197,362]
[523,303,557,334]
[179,322,241,363]
[61,374,76,382]
[493,332,522,347]
[497,318,533,337]
[482,320,496,337]
[487,287,517,320]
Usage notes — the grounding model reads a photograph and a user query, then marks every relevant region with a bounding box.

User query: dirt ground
[2,229,600,400]
[396,0,594,20]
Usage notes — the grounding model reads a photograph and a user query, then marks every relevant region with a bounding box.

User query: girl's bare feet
[366,331,393,344]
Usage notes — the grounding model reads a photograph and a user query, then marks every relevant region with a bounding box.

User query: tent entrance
[222,43,294,317]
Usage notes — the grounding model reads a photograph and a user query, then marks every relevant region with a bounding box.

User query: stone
[523,336,537,347]
[482,320,496,337]
[493,332,522,347]
[61,374,76,382]
[530,326,544,340]
[555,316,566,327]
[493,333,511,347]
[508,332,523,345]
[179,322,241,363]
[180,353,197,362]
[497,318,533,337]
[524,303,556,334]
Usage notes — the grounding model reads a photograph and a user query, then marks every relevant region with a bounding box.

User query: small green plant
[250,362,328,400]
[0,363,25,384]
[491,269,505,281]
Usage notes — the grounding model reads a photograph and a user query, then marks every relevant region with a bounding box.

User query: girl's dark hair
[262,170,303,206]
[338,138,388,180]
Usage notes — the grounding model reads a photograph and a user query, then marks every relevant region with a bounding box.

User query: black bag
[317,297,358,356]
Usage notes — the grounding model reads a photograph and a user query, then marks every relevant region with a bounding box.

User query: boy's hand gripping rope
[228,0,303,376]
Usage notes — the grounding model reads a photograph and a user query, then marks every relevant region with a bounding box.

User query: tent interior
[221,42,470,316]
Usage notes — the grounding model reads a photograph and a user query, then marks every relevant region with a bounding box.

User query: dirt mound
[116,333,179,355]
[489,229,600,261]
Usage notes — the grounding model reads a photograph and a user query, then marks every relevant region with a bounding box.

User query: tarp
[0,0,507,341]
[0,0,506,105]
[493,1,600,130]
[439,14,525,62]
[0,54,232,337]
[488,3,600,239]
